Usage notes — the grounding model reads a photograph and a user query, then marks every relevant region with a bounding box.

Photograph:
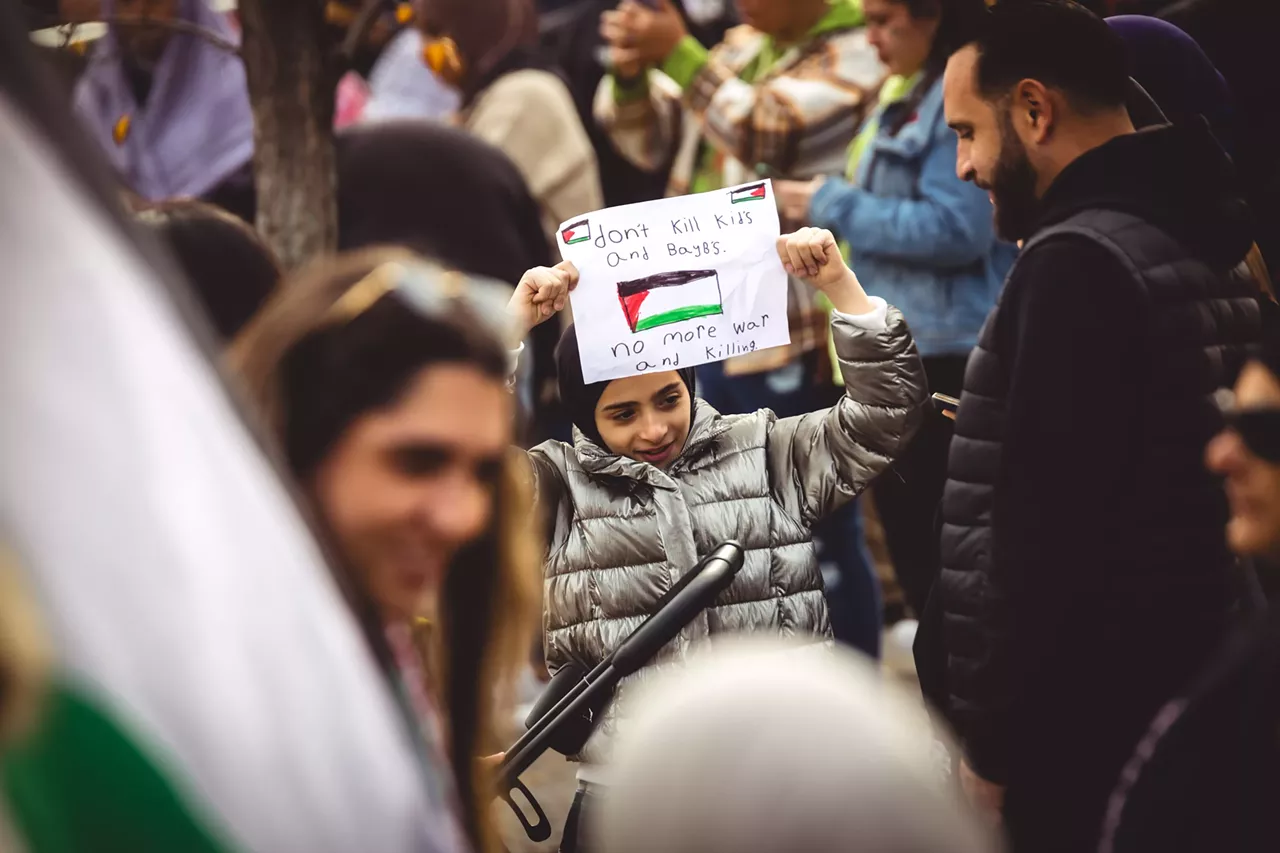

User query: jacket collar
[863,74,940,164]
[571,399,734,487]
[1028,122,1251,270]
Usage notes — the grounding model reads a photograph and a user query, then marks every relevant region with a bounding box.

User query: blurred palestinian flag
[0,15,461,852]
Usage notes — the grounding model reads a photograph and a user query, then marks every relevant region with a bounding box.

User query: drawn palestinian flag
[618,269,723,333]
[561,218,591,245]
[729,182,767,203]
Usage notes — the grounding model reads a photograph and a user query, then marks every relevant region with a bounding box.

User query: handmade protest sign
[558,180,790,383]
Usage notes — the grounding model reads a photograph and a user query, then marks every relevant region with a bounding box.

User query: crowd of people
[3,0,1278,852]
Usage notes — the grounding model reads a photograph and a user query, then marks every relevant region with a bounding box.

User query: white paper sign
[557,179,791,384]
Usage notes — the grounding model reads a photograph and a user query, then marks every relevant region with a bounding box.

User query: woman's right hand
[507,261,578,346]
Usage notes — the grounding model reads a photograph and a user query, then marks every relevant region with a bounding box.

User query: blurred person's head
[555,325,695,469]
[1206,337,1280,561]
[417,0,538,97]
[136,200,280,342]
[864,0,987,79]
[734,0,832,42]
[1106,15,1234,150]
[597,640,997,853]
[114,0,181,66]
[336,121,552,287]
[943,0,1133,243]
[229,250,539,849]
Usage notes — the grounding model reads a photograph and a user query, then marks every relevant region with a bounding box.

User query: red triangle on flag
[618,289,651,332]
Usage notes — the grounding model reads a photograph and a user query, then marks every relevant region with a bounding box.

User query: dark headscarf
[137,199,281,341]
[419,0,554,106]
[336,120,551,285]
[555,324,697,450]
[1107,15,1235,154]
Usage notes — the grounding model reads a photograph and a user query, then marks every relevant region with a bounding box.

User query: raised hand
[599,0,688,70]
[507,260,578,346]
[775,227,873,316]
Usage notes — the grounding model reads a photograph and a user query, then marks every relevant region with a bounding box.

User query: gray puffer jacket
[528,308,927,765]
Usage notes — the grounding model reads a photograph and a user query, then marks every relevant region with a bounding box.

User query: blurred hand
[776,228,871,315]
[478,752,505,772]
[608,45,645,79]
[600,0,688,69]
[959,760,1005,828]
[774,177,824,225]
[508,261,578,345]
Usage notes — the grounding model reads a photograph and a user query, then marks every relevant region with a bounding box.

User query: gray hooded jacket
[528,308,927,764]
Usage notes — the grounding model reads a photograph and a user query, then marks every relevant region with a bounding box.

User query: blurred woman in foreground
[230,251,541,853]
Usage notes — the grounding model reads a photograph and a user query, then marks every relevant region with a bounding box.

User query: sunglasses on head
[324,260,514,344]
[1216,388,1280,463]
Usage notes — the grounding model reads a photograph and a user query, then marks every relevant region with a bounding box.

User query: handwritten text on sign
[558,180,790,384]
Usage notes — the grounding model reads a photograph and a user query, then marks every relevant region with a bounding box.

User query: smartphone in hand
[932,392,959,420]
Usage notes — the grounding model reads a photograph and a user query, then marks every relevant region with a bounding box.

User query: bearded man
[932,2,1262,850]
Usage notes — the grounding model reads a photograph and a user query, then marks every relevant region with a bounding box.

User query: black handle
[495,540,746,841]
[612,540,744,673]
[499,777,551,843]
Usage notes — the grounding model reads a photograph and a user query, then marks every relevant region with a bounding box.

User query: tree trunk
[238,0,337,270]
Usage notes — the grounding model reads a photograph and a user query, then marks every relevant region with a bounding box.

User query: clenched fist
[775,227,873,316]
[506,261,578,346]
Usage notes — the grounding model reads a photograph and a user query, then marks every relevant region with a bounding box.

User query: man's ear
[1014,79,1053,145]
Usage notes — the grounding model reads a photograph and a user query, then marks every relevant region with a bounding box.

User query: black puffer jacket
[936,123,1262,851]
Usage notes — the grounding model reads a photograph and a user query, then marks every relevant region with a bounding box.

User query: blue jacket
[811,76,1016,357]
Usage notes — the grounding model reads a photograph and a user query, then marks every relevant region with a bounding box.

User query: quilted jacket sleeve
[523,443,574,675]
[523,443,569,545]
[765,307,927,527]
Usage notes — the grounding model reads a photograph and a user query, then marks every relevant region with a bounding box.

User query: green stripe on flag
[634,304,724,332]
[2,683,233,853]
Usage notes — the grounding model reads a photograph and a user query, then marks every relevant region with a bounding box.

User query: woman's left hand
[602,0,689,69]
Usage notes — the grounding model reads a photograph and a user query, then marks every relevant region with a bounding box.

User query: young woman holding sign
[507,227,928,852]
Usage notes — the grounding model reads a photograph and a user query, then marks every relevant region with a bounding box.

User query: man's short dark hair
[970,0,1129,113]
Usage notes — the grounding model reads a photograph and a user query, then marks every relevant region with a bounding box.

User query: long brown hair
[228,248,539,853]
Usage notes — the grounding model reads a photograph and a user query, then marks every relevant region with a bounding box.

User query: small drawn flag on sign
[729,182,767,204]
[561,218,591,245]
